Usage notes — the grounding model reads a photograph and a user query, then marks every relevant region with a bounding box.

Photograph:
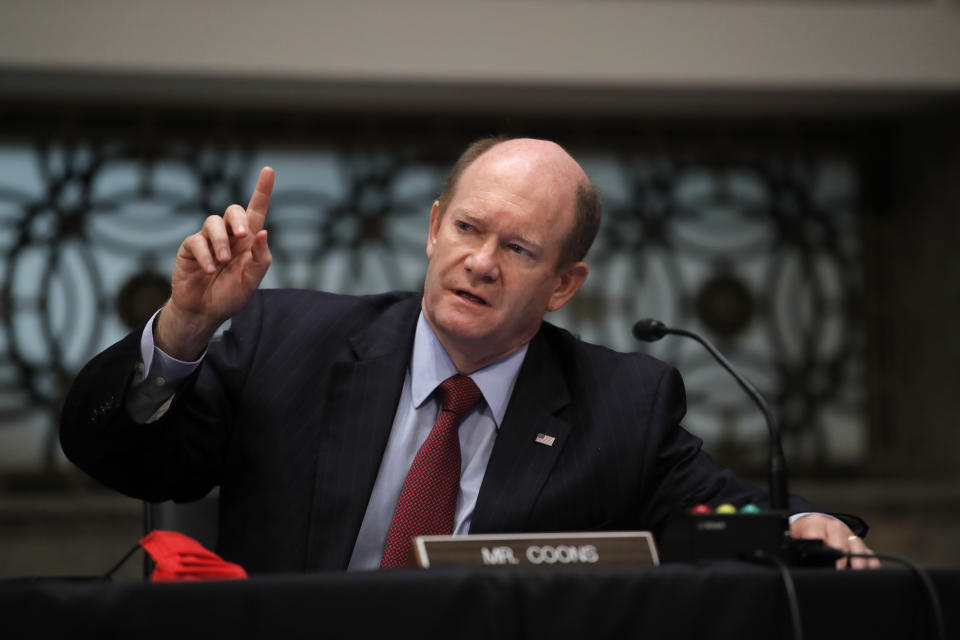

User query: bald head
[437,137,602,267]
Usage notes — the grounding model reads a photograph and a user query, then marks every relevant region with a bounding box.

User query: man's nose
[464,237,500,281]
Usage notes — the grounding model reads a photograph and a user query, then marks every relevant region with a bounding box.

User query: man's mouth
[456,290,488,305]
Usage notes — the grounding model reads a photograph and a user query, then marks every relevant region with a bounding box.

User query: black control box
[659,512,789,563]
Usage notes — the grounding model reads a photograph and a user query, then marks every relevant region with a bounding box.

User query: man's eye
[456,221,473,232]
[508,243,528,255]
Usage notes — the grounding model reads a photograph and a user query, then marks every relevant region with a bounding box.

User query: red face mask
[140,530,247,582]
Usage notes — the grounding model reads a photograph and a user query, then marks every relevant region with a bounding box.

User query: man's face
[421,143,588,372]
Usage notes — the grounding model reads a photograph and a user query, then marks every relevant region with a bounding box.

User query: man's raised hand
[156,167,275,360]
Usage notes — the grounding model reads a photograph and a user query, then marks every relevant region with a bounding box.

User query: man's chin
[429,300,491,327]
[427,310,498,342]
[434,321,493,345]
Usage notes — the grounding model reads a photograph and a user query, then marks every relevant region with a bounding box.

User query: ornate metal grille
[0,135,865,476]
[558,151,865,471]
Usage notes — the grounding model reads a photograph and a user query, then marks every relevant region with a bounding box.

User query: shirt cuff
[127,309,205,423]
[789,512,838,524]
[137,308,204,384]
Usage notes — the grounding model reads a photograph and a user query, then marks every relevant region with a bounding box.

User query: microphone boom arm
[634,320,789,511]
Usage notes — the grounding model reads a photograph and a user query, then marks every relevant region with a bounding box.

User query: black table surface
[3,563,957,639]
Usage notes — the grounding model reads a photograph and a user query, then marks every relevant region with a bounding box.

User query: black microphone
[633,318,789,511]
[631,318,669,342]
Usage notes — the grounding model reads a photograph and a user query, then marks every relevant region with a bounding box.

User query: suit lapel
[306,295,420,570]
[470,329,571,533]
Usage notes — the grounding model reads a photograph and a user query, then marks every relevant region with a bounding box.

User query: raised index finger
[245,166,275,233]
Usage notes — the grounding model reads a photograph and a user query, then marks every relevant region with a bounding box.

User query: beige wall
[2,0,960,90]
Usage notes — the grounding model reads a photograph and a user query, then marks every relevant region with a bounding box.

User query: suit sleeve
[59,295,264,503]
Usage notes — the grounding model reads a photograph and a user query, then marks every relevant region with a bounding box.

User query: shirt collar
[411,312,528,429]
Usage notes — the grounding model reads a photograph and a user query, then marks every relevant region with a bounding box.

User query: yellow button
[716,504,737,514]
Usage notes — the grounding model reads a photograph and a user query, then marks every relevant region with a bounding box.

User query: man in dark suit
[60,137,877,571]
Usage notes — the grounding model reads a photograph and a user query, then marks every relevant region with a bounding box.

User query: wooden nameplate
[412,531,659,569]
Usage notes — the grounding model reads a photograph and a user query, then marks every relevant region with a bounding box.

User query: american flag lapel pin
[535,433,556,447]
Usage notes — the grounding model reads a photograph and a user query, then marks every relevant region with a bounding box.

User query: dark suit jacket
[61,289,812,572]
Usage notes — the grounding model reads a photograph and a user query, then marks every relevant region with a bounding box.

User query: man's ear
[426,201,441,259]
[547,261,589,312]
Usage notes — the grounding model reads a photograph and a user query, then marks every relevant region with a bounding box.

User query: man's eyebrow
[503,230,543,255]
[455,210,542,251]
[512,233,540,249]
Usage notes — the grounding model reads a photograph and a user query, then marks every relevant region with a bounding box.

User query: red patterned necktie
[380,374,482,568]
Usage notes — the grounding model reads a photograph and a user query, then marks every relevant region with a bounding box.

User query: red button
[691,504,711,514]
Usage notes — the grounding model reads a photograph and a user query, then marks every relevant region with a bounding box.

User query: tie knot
[437,374,482,419]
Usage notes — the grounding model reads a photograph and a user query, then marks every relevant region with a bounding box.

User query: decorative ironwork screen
[0,137,865,476]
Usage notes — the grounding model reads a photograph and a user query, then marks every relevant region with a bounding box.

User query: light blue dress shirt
[347,313,527,569]
[131,307,528,570]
